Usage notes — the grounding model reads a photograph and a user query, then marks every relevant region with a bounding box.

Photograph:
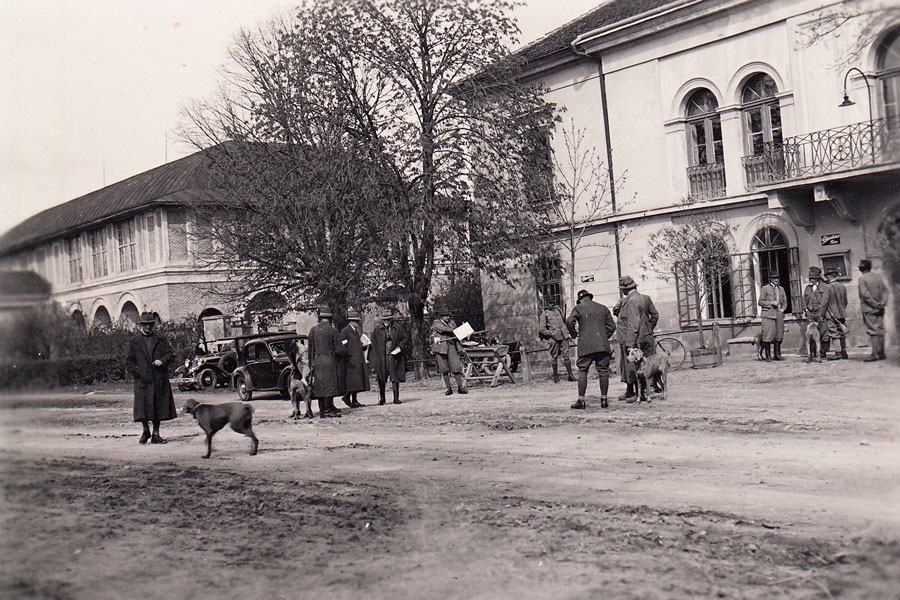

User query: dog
[289,371,314,419]
[753,331,764,361]
[625,347,670,402]
[805,320,822,363]
[183,398,258,458]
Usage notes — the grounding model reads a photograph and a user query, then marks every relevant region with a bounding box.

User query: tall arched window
[742,73,784,186]
[877,28,900,128]
[752,226,796,314]
[685,88,726,200]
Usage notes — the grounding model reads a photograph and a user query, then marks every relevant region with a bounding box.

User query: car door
[246,342,277,390]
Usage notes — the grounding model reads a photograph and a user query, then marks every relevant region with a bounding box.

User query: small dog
[625,347,670,402]
[183,398,258,458]
[805,320,822,363]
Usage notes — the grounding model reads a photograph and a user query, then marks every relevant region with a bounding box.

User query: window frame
[741,74,783,156]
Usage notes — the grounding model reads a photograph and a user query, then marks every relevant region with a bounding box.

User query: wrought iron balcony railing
[743,117,900,190]
[686,161,726,201]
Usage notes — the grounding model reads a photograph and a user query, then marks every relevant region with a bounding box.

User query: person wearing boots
[614,276,659,401]
[803,266,831,363]
[824,269,849,360]
[369,309,393,405]
[431,303,467,395]
[126,311,177,444]
[385,309,408,403]
[307,305,346,418]
[538,299,575,383]
[858,258,888,362]
[758,270,787,361]
[566,289,617,410]
[339,310,370,408]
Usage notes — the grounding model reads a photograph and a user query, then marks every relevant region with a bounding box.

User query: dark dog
[289,372,314,419]
[183,398,258,458]
[754,331,764,361]
[625,347,669,402]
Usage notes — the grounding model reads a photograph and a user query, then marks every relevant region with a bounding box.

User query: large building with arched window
[483,0,898,352]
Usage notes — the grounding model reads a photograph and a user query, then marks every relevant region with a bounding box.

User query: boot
[551,361,559,384]
[392,384,401,404]
[865,336,886,361]
[820,339,830,361]
[600,396,608,409]
[443,374,453,395]
[807,340,815,363]
[563,359,576,381]
[455,374,468,394]
[763,342,772,362]
[619,383,635,401]
[876,335,886,360]
[773,342,784,361]
[342,393,355,408]
[378,381,386,405]
[838,337,849,359]
[570,397,586,409]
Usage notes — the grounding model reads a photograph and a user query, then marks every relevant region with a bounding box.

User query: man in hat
[369,308,407,404]
[823,269,849,360]
[126,311,177,444]
[431,303,467,395]
[613,276,659,401]
[538,299,575,383]
[566,289,617,409]
[803,266,832,363]
[858,258,888,361]
[307,306,346,417]
[339,310,370,407]
[758,270,787,361]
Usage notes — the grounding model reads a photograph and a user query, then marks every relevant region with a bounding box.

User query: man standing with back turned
[566,289,617,410]
[539,299,576,383]
[858,258,888,361]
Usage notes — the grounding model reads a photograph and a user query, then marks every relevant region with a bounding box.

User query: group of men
[540,276,659,410]
[759,258,888,363]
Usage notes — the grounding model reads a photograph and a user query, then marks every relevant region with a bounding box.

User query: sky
[0,0,601,235]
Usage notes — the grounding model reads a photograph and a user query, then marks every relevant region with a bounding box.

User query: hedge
[0,357,131,390]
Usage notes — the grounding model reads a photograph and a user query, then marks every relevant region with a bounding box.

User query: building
[0,151,310,336]
[483,0,898,353]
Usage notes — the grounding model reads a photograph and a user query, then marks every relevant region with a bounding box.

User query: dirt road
[1,356,899,599]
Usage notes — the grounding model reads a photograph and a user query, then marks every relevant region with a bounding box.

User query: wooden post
[521,345,533,385]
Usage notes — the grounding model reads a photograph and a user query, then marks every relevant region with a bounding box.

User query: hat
[347,310,361,321]
[858,258,872,271]
[139,312,157,325]
[808,266,822,279]
[825,269,839,277]
[381,308,394,319]
[317,305,333,318]
[768,270,780,278]
[435,303,451,316]
[618,276,637,290]
[576,289,593,302]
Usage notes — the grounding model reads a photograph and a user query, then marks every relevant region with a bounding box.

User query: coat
[370,321,408,383]
[858,272,887,315]
[430,317,459,355]
[307,321,346,397]
[828,281,847,320]
[126,332,177,422]
[803,282,832,321]
[615,290,659,348]
[287,339,311,382]
[538,307,570,342]
[339,323,370,393]
[758,283,787,319]
[566,299,617,358]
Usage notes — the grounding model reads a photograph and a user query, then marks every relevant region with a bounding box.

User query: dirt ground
[1,355,899,600]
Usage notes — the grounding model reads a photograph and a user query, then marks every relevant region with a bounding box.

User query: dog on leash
[625,347,670,402]
[183,398,258,458]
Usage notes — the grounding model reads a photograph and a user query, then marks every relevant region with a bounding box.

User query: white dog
[625,347,670,402]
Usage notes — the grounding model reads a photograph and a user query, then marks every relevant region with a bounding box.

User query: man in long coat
[538,300,575,383]
[431,303,467,395]
[126,311,177,444]
[803,266,833,363]
[307,306,346,417]
[758,270,787,361]
[370,308,406,404]
[858,258,888,361]
[566,289,617,410]
[339,310,370,408]
[613,276,659,401]
[824,269,849,360]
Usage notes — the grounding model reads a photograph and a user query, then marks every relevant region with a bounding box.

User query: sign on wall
[580,274,594,283]
[821,233,840,246]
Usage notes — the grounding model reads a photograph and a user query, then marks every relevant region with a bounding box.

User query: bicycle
[655,335,687,370]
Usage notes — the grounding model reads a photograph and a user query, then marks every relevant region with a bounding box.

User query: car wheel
[197,368,217,390]
[235,375,252,401]
[218,352,238,376]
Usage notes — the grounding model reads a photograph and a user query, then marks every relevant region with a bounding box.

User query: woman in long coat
[126,312,177,444]
[339,310,370,408]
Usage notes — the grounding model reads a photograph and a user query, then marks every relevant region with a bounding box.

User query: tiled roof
[0,271,51,297]
[0,151,209,255]
[512,0,686,66]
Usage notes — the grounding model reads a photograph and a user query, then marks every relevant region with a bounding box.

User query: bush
[0,357,128,389]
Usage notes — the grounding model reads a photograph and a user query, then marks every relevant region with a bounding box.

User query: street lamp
[839,67,876,162]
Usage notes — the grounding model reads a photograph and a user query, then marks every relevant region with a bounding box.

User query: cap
[576,289,593,302]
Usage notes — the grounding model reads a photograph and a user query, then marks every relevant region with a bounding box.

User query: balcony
[743,118,900,190]
[686,161,726,201]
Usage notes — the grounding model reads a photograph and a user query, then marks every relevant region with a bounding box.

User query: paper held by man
[453,322,474,341]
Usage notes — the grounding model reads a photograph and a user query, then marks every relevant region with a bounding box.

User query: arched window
[742,73,784,187]
[93,306,112,329]
[71,310,86,329]
[877,28,900,128]
[120,301,140,325]
[685,89,726,200]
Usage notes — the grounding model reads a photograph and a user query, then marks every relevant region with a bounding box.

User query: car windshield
[268,340,289,358]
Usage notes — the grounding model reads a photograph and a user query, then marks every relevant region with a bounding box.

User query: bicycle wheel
[657,337,686,370]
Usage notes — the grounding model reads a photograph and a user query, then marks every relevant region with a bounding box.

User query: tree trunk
[408,294,426,380]
[568,245,577,311]
[693,270,706,348]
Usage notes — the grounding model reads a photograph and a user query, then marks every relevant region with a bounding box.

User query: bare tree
[796,1,900,70]
[640,215,735,349]
[544,120,627,306]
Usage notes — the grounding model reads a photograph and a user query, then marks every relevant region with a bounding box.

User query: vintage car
[230,333,306,401]
[172,340,239,391]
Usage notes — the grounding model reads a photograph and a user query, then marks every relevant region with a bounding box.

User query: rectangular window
[535,255,563,309]
[66,236,83,283]
[819,251,851,280]
[116,220,136,272]
[146,213,156,263]
[90,230,108,279]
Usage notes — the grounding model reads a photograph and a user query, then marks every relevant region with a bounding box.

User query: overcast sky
[0,0,600,234]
